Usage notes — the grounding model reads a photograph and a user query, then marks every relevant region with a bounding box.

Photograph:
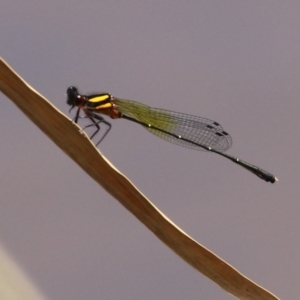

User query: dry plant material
[0,57,279,300]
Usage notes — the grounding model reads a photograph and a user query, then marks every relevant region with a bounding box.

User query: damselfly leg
[84,112,112,146]
[75,110,112,146]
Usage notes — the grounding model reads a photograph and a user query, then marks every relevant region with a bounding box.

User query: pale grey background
[0,1,299,299]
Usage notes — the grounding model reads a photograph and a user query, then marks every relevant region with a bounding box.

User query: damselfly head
[66,86,79,111]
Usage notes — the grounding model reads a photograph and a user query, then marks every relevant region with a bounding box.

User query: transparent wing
[115,98,232,152]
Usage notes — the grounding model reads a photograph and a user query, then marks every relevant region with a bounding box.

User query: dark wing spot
[215,132,223,137]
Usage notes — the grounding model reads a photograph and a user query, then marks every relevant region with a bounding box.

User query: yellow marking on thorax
[95,102,112,110]
[89,95,110,102]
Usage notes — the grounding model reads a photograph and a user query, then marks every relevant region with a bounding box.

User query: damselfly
[66,86,277,183]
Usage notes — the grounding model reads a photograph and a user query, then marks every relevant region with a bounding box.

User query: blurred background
[0,1,299,299]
